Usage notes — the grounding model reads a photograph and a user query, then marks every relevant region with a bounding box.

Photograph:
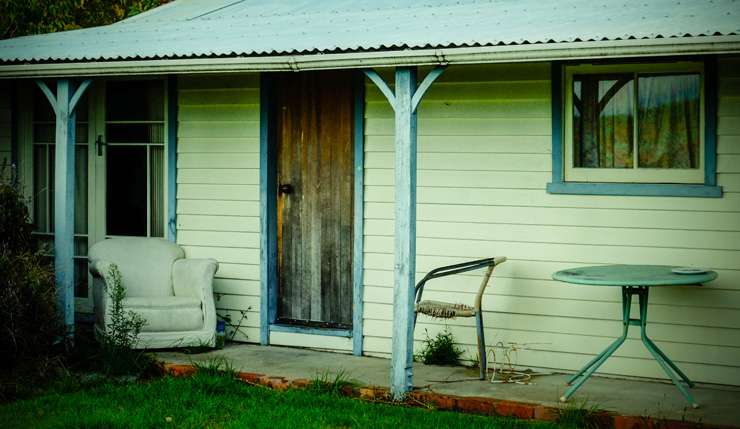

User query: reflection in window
[573,74,634,168]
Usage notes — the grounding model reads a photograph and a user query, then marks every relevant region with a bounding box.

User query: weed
[192,357,237,378]
[415,328,463,366]
[556,398,609,429]
[308,369,358,395]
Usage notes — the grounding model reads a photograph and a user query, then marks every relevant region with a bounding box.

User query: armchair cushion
[124,296,203,332]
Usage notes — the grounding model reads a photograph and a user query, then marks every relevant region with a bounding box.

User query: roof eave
[2,35,739,78]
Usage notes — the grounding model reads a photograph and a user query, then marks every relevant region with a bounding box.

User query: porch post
[391,67,418,399]
[364,66,446,399]
[36,78,91,343]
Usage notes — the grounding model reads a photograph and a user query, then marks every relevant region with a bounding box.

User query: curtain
[637,74,700,168]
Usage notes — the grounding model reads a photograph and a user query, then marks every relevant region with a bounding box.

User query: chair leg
[476,311,486,380]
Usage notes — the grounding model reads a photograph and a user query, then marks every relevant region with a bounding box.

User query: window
[548,60,721,197]
[32,86,90,298]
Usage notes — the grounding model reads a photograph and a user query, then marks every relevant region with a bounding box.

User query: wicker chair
[413,256,507,380]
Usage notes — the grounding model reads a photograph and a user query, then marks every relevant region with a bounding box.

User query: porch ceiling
[0,0,739,69]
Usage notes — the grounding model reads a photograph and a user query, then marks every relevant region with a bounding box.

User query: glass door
[96,80,166,240]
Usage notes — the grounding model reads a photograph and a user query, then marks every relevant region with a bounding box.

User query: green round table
[552,264,717,408]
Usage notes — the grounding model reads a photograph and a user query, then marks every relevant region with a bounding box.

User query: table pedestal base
[560,286,698,408]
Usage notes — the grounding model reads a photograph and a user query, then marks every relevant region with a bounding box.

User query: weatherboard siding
[176,74,262,344]
[361,59,740,386]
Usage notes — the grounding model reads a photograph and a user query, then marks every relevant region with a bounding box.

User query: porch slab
[157,344,740,427]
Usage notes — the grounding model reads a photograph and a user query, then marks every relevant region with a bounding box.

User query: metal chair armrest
[414,256,506,303]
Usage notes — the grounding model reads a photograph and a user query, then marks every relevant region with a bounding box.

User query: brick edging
[162,363,736,429]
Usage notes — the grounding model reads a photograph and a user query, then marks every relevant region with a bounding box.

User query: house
[1,0,739,399]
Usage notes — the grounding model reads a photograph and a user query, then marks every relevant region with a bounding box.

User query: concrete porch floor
[157,344,740,427]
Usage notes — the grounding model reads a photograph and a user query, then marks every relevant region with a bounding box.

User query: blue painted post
[54,80,76,341]
[36,78,90,343]
[391,67,418,400]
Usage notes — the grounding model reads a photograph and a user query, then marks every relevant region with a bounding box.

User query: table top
[552,264,718,287]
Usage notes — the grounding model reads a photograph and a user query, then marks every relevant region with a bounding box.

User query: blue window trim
[259,72,365,354]
[547,57,722,198]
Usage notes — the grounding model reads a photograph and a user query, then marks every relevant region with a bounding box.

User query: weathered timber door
[274,71,354,329]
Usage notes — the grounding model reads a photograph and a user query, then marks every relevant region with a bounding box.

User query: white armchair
[89,237,218,349]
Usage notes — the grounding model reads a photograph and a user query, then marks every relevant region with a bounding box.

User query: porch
[157,344,740,428]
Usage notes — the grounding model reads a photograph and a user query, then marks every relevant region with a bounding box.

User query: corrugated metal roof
[1,0,739,63]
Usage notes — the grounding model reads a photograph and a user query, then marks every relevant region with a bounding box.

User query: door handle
[96,135,107,156]
[278,183,294,195]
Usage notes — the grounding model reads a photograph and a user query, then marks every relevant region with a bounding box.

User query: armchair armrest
[172,258,219,302]
[89,258,114,279]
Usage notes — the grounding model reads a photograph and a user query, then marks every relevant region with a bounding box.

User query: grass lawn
[0,372,572,429]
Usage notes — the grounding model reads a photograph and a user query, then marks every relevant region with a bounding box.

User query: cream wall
[362,59,740,385]
[175,58,740,385]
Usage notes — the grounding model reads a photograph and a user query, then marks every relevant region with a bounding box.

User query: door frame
[259,71,365,356]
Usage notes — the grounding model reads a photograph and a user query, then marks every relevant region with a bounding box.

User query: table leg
[636,288,698,408]
[560,288,631,402]
[561,287,698,408]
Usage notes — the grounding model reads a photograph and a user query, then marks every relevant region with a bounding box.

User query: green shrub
[97,264,153,376]
[0,181,62,400]
[415,328,463,366]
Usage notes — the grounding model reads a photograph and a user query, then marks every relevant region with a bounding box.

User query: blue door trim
[259,71,365,353]
[352,71,365,356]
[167,75,178,242]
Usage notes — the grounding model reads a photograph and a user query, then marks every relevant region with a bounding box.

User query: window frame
[547,57,722,198]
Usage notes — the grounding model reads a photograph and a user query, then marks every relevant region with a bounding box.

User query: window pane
[106,123,164,143]
[637,74,701,169]
[150,146,165,238]
[74,259,89,298]
[573,74,634,168]
[75,146,88,235]
[106,80,164,122]
[33,146,49,232]
[107,146,147,236]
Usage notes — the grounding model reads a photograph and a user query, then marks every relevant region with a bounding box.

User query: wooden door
[274,71,354,329]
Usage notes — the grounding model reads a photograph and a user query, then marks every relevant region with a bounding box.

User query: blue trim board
[547,57,722,198]
[259,73,276,346]
[9,82,18,171]
[550,61,563,183]
[704,55,718,187]
[270,324,352,338]
[352,71,366,356]
[166,75,178,242]
[546,182,722,197]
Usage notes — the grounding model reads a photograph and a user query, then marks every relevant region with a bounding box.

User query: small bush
[0,181,63,401]
[415,328,463,366]
[97,264,154,376]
